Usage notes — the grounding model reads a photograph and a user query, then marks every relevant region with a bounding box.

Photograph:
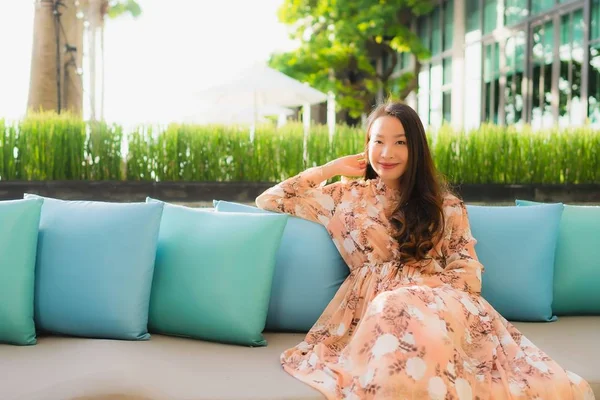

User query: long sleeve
[255,167,345,226]
[436,199,484,294]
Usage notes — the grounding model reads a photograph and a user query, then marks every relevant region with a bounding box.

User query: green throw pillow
[146,198,288,346]
[0,198,43,345]
[516,199,600,315]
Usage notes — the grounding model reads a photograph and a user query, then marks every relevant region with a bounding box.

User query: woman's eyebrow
[374,133,406,138]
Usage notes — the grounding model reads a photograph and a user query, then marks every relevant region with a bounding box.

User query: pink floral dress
[256,169,595,400]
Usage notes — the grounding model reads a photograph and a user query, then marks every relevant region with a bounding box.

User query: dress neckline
[373,177,401,199]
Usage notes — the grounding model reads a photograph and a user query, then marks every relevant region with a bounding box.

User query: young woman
[256,102,594,399]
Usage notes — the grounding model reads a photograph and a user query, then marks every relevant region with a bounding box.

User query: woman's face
[367,115,409,187]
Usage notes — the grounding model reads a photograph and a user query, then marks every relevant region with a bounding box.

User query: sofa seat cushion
[0,317,597,399]
[512,316,600,397]
[0,333,323,400]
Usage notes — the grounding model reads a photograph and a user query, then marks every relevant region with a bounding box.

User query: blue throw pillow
[24,194,164,340]
[213,200,349,332]
[0,198,43,345]
[466,203,563,322]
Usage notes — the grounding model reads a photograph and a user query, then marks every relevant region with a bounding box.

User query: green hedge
[1,113,599,184]
[0,113,123,181]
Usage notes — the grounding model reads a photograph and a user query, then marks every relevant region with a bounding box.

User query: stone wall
[1,181,599,205]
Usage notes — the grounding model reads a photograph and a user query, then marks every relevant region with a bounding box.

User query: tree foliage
[269,0,435,121]
[107,0,142,19]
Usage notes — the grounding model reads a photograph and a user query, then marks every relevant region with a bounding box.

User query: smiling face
[366,115,409,189]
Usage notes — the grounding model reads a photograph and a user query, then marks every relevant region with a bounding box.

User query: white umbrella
[193,63,328,131]
[195,63,328,108]
[182,103,294,125]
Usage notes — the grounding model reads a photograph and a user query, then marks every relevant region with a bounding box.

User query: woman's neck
[382,178,400,190]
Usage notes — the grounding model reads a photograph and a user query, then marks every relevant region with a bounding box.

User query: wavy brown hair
[364,101,449,264]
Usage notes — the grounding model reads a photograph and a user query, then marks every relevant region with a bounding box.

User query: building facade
[397,0,600,130]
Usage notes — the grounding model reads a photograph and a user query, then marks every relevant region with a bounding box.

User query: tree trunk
[27,0,83,116]
[62,0,84,116]
[27,0,59,113]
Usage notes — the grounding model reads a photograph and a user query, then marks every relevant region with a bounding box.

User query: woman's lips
[378,162,399,170]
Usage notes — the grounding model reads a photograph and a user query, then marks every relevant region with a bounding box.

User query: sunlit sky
[0,0,298,125]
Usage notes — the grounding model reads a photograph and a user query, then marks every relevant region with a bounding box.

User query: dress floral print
[256,168,595,400]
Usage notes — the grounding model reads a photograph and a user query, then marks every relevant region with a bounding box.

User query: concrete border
[1,181,598,204]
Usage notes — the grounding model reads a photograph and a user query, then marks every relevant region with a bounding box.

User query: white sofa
[1,316,598,400]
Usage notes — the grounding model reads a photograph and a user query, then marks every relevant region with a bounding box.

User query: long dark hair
[364,101,449,263]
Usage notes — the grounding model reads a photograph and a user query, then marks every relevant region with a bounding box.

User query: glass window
[443,58,452,85]
[466,0,481,36]
[464,42,482,129]
[394,52,411,73]
[588,43,600,126]
[483,42,500,123]
[444,0,454,51]
[505,31,526,125]
[558,9,584,127]
[531,0,554,15]
[418,67,430,124]
[592,0,600,41]
[392,54,400,73]
[572,9,584,124]
[483,0,498,34]
[442,57,452,123]
[432,8,442,56]
[531,20,554,129]
[443,92,452,122]
[504,0,528,26]
[402,52,410,69]
[394,51,411,73]
[418,16,430,52]
[382,52,390,73]
[430,62,443,127]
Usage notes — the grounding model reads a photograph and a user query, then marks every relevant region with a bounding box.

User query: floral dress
[256,169,595,400]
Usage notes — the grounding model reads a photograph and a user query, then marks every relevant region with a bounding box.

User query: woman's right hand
[323,153,367,178]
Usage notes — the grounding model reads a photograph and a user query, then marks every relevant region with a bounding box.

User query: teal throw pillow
[213,200,349,332]
[0,198,43,345]
[147,198,287,346]
[516,199,600,315]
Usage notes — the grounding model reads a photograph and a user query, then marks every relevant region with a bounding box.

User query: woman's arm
[255,154,365,225]
[419,199,484,294]
[438,200,484,294]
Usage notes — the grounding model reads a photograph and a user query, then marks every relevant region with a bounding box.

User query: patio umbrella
[182,103,294,125]
[193,63,328,128]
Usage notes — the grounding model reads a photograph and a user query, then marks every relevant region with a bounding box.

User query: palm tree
[26,0,141,118]
[27,0,83,115]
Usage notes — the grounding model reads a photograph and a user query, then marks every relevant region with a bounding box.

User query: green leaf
[269,0,437,122]
[107,0,142,19]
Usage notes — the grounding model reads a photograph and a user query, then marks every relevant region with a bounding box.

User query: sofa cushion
[147,199,287,347]
[213,200,349,332]
[516,200,600,315]
[467,204,563,322]
[0,333,323,400]
[0,198,43,345]
[0,318,597,400]
[23,194,164,341]
[512,316,600,397]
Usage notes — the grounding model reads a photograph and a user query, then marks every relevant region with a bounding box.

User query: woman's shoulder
[442,192,466,216]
